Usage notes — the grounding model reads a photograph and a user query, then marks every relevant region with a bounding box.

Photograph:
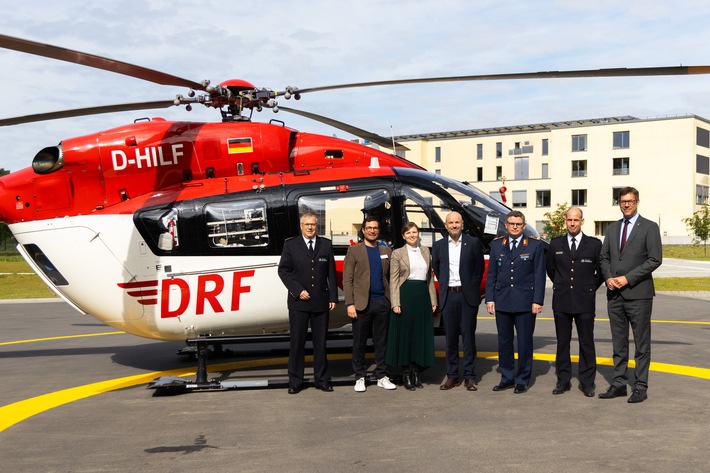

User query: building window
[435,169,441,175]
[697,127,710,148]
[613,131,630,149]
[572,134,587,152]
[697,155,710,175]
[595,221,614,237]
[477,167,483,182]
[477,143,483,160]
[496,166,503,180]
[698,185,709,205]
[541,163,549,179]
[613,157,630,175]
[514,157,529,180]
[542,139,549,156]
[572,160,587,177]
[512,190,527,208]
[536,190,551,207]
[496,142,502,158]
[572,189,587,206]
[612,187,623,206]
[435,147,441,163]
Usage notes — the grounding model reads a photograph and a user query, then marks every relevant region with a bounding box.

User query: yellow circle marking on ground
[2,352,710,433]
[0,332,125,346]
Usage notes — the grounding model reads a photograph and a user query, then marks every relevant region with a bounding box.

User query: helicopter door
[291,186,394,255]
[396,185,451,248]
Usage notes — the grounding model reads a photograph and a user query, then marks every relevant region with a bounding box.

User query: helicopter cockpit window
[204,200,269,248]
[394,167,540,241]
[400,186,449,247]
[297,189,392,252]
[135,207,180,252]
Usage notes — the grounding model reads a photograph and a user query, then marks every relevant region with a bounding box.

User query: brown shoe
[464,379,478,391]
[439,378,461,390]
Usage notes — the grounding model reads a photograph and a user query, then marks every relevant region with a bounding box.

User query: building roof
[392,115,703,140]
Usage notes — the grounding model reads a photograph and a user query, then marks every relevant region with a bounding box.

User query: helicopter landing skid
[147,333,358,395]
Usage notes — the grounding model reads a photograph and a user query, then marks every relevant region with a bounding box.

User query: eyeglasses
[506,222,524,227]
[619,199,637,205]
[301,223,317,227]
[364,226,379,232]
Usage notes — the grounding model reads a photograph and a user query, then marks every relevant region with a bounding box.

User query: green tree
[542,202,569,240]
[683,204,710,255]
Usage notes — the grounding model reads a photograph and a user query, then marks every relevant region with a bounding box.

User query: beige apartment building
[393,115,710,243]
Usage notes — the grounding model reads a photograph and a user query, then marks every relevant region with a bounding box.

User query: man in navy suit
[546,207,603,397]
[599,187,662,403]
[432,211,484,391]
[278,211,338,394]
[486,210,546,394]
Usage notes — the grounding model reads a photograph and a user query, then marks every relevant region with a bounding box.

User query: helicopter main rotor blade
[0,34,204,90]
[0,101,177,127]
[277,106,409,151]
[287,65,710,95]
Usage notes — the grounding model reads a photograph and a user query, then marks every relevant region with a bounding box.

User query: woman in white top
[385,222,437,390]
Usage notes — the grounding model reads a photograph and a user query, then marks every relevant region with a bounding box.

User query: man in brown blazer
[343,216,396,392]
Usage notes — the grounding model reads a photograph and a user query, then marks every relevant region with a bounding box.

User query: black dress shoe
[579,385,595,397]
[403,372,416,391]
[412,371,423,388]
[552,382,572,395]
[598,385,628,399]
[514,384,528,394]
[315,384,334,392]
[287,386,301,394]
[627,388,647,403]
[492,381,515,392]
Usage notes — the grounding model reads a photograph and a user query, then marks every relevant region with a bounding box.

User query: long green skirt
[385,279,435,368]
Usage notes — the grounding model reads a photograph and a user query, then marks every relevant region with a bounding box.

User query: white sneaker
[377,376,397,390]
[354,377,366,392]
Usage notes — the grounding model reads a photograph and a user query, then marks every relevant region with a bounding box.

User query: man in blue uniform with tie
[486,210,546,394]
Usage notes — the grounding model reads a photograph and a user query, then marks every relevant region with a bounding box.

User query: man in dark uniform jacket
[432,211,484,391]
[599,187,662,403]
[485,210,546,394]
[546,207,603,397]
[278,211,338,394]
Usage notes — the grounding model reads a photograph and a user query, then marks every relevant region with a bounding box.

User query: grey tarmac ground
[1,287,709,473]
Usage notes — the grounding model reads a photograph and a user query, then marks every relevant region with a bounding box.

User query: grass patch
[654,277,710,292]
[0,274,58,299]
[663,245,710,260]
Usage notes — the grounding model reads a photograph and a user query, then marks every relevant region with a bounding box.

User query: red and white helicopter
[1,35,707,391]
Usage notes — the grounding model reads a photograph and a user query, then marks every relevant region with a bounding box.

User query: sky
[2,0,710,172]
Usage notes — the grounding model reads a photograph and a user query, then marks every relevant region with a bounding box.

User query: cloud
[2,0,710,172]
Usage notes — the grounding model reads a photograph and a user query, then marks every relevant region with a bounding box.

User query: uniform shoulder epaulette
[284,236,295,241]
[529,235,540,240]
[493,235,505,240]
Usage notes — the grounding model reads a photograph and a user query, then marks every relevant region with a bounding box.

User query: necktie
[511,239,517,251]
[308,239,314,254]
[620,219,629,253]
[570,237,577,257]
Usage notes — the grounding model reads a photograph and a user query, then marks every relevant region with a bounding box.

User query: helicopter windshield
[393,167,541,241]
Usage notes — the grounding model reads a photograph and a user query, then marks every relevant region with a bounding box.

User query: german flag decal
[227,137,253,154]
